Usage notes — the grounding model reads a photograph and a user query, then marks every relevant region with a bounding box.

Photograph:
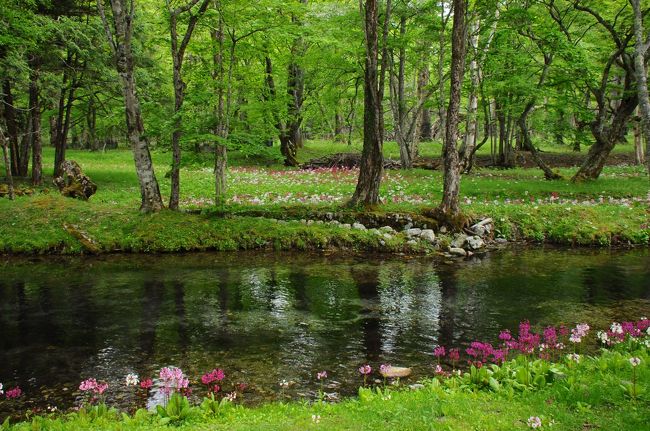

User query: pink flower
[5,387,22,399]
[499,330,512,341]
[316,371,328,380]
[140,379,153,389]
[159,367,189,395]
[379,364,392,375]
[448,348,460,361]
[95,383,108,395]
[79,378,108,395]
[358,364,372,375]
[201,369,226,385]
[433,346,446,358]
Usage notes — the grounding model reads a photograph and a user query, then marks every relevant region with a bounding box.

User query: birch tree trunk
[97,0,163,212]
[630,0,650,180]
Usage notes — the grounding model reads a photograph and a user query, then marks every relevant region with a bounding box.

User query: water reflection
[0,249,648,417]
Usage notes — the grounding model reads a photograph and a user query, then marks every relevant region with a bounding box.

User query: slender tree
[97,0,164,212]
[630,0,650,180]
[437,0,467,219]
[167,0,211,210]
[350,0,390,206]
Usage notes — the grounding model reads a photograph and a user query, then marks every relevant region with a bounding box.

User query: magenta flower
[140,379,153,390]
[448,348,460,362]
[379,364,392,376]
[358,364,372,375]
[5,386,21,399]
[201,368,226,385]
[433,346,446,358]
[316,371,328,380]
[498,330,512,341]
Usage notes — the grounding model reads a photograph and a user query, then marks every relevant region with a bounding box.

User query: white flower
[311,414,321,424]
[569,334,582,343]
[0,383,3,395]
[611,322,623,335]
[279,379,289,389]
[527,416,542,429]
[125,373,139,387]
[567,353,580,363]
[225,392,237,402]
[596,331,609,344]
[630,357,641,367]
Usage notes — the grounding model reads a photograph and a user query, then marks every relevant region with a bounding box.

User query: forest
[1,2,650,430]
[1,0,648,219]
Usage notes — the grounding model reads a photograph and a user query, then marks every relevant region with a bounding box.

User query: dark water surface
[1,248,649,417]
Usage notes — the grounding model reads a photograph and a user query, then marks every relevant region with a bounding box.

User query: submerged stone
[380,366,412,378]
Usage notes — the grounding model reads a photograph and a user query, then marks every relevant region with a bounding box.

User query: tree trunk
[634,117,645,165]
[214,143,227,203]
[630,0,650,179]
[438,0,467,217]
[2,80,21,176]
[1,125,14,200]
[436,1,450,141]
[167,0,210,210]
[350,0,384,206]
[98,0,163,212]
[29,65,42,185]
[459,19,479,172]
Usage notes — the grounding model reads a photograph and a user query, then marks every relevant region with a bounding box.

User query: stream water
[0,248,649,417]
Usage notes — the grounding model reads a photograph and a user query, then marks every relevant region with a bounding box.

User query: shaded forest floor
[0,142,649,254]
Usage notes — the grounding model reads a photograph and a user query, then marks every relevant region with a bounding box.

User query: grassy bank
[0,146,649,254]
[3,338,649,430]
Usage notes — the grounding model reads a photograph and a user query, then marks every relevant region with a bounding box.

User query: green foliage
[156,393,192,425]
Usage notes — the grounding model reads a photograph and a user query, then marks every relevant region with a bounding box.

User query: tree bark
[349,0,385,206]
[0,124,14,200]
[97,0,163,212]
[167,0,211,210]
[630,0,650,179]
[212,4,228,205]
[2,80,21,177]
[29,64,42,186]
[438,0,467,217]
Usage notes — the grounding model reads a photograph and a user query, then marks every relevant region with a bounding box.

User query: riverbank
[1,148,648,254]
[0,193,648,255]
[3,320,649,431]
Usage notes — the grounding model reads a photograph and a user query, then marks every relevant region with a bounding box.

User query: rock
[420,229,436,243]
[352,222,367,230]
[450,234,468,249]
[316,220,324,225]
[379,240,386,246]
[383,233,393,240]
[409,384,425,391]
[380,366,412,378]
[440,226,448,233]
[473,226,486,236]
[495,237,508,244]
[53,160,97,200]
[449,247,467,257]
[325,212,334,220]
[407,239,418,246]
[466,236,485,250]
[307,220,314,225]
[403,222,413,231]
[341,223,352,229]
[268,218,278,223]
[330,220,340,225]
[369,228,380,235]
[300,219,307,224]
[406,228,422,237]
[379,226,395,233]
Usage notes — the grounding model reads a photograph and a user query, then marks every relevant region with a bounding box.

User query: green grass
[4,345,649,430]
[1,144,648,253]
